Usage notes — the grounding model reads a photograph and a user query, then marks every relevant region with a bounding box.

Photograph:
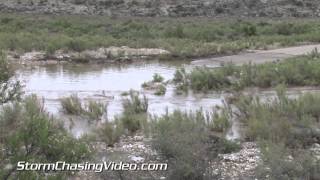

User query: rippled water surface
[16,61,225,136]
[16,60,320,138]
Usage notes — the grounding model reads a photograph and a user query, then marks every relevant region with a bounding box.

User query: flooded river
[16,60,225,137]
[16,60,320,138]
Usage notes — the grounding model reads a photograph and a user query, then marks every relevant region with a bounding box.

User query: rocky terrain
[1,0,320,17]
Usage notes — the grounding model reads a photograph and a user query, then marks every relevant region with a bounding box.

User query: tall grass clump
[120,91,148,134]
[97,119,124,147]
[229,86,320,179]
[85,100,108,120]
[150,109,238,180]
[60,94,83,115]
[60,95,107,121]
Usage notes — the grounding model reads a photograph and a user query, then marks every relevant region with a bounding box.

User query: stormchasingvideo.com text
[17,161,168,172]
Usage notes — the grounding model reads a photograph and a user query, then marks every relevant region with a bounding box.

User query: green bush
[98,119,124,147]
[152,73,164,83]
[1,15,320,58]
[60,94,83,115]
[256,143,320,180]
[85,100,107,120]
[210,107,232,133]
[120,91,148,134]
[0,51,22,104]
[225,86,320,179]
[0,95,91,179]
[60,95,107,121]
[151,109,239,180]
[122,91,148,114]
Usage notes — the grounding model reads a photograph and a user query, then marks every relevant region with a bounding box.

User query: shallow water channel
[16,60,320,139]
[16,60,225,137]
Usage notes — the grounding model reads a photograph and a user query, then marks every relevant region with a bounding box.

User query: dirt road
[192,44,320,67]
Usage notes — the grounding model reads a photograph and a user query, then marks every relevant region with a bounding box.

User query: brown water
[16,60,225,137]
[15,60,320,138]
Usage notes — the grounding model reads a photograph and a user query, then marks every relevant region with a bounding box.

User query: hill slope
[0,0,320,17]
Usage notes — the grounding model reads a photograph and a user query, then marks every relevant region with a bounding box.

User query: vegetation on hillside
[1,14,320,58]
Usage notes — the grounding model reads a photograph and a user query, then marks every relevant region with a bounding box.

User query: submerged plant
[60,95,107,121]
[154,84,166,96]
[60,94,83,115]
[152,73,164,83]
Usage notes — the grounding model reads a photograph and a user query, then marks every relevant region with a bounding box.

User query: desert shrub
[173,68,189,91]
[0,95,91,179]
[151,109,239,180]
[122,91,148,114]
[164,24,185,39]
[120,91,148,134]
[120,113,147,134]
[60,94,83,115]
[210,106,232,133]
[228,86,320,179]
[189,65,237,91]
[241,23,257,36]
[0,51,22,104]
[98,119,124,147]
[0,15,320,58]
[60,95,107,121]
[256,143,320,180]
[232,85,320,147]
[84,100,107,120]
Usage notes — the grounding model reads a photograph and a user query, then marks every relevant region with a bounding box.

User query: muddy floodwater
[16,60,320,138]
[16,60,225,137]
